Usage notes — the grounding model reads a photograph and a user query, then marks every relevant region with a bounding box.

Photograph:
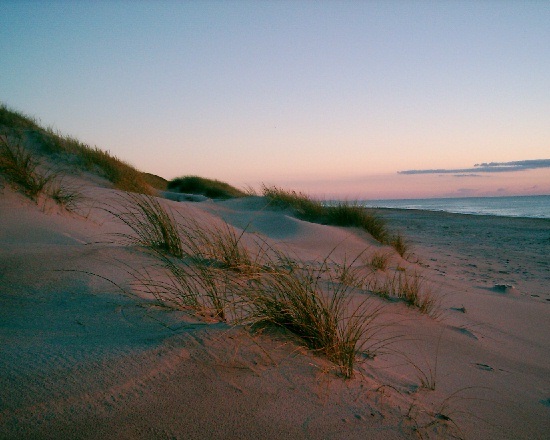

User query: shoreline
[376,207,550,303]
[357,193,550,220]
[372,205,550,220]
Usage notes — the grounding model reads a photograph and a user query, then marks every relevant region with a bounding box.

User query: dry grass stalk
[366,269,440,316]
[48,177,85,212]
[262,185,389,243]
[104,192,184,258]
[104,193,394,378]
[391,232,409,258]
[0,135,54,200]
[246,251,386,378]
[370,251,390,271]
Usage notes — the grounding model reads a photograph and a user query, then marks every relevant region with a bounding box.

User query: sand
[1,183,549,439]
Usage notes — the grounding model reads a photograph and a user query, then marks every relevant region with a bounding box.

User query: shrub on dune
[168,175,246,199]
[261,185,325,221]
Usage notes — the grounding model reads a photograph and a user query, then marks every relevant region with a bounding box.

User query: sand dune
[1,181,549,439]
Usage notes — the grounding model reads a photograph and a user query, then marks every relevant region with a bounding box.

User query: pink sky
[2,2,549,199]
[268,168,550,200]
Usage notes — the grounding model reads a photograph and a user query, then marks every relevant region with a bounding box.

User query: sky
[1,0,549,199]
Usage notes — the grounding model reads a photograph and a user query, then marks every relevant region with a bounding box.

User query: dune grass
[178,218,265,274]
[142,172,168,190]
[127,228,258,322]
[104,192,184,258]
[325,202,389,243]
[168,175,247,199]
[105,193,260,320]
[48,177,85,212]
[0,135,87,213]
[370,251,390,271]
[0,135,54,200]
[1,104,151,194]
[0,104,41,131]
[366,269,439,316]
[262,186,415,259]
[262,185,325,220]
[262,185,390,243]
[248,252,385,378]
[36,131,152,194]
[124,251,243,321]
[390,232,409,258]
[105,192,388,377]
[406,386,484,439]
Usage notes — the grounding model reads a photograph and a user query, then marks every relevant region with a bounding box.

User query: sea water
[358,195,550,219]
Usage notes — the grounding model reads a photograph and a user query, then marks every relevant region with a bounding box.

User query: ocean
[358,195,550,219]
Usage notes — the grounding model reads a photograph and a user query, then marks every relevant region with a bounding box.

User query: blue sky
[1,1,549,199]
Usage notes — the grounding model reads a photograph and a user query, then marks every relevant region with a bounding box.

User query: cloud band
[399,159,550,175]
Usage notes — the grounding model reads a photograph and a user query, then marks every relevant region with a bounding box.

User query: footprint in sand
[453,326,478,340]
[474,363,494,371]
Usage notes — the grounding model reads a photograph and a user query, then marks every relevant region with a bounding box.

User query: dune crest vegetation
[168,175,247,199]
[261,185,408,251]
[0,104,152,194]
[0,135,54,200]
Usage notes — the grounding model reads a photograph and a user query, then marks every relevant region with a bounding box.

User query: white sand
[1,181,549,439]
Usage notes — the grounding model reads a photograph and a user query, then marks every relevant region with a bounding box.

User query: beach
[378,208,550,301]
[1,184,549,439]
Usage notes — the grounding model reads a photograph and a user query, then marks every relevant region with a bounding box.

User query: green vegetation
[370,251,390,271]
[366,269,439,316]
[261,185,325,220]
[34,130,151,194]
[390,232,409,258]
[0,135,84,211]
[325,201,389,243]
[106,193,389,378]
[249,253,384,378]
[0,135,54,200]
[262,186,414,258]
[178,219,263,274]
[262,185,389,243]
[0,104,151,194]
[168,175,247,199]
[142,172,168,190]
[48,177,84,212]
[0,104,41,132]
[104,192,184,258]
[131,220,261,322]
